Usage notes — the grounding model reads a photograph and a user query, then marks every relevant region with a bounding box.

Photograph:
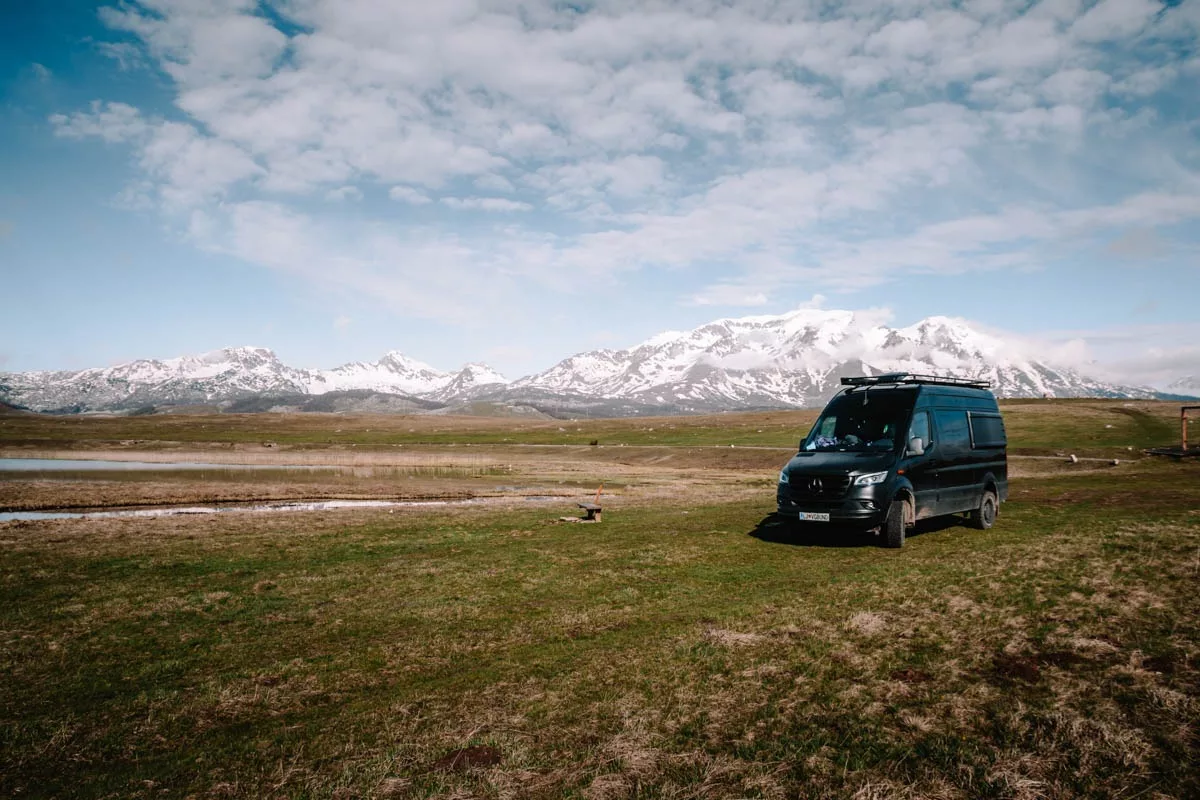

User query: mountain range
[2,309,1192,416]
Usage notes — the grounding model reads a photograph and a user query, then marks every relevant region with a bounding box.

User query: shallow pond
[0,495,568,522]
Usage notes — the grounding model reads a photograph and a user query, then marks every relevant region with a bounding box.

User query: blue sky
[2,0,1198,387]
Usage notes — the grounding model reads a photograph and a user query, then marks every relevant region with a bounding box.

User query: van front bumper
[776,484,887,528]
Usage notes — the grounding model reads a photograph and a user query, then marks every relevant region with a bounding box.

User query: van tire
[970,491,998,530]
[884,500,906,548]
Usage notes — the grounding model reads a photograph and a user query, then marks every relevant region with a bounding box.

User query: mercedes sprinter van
[777,373,1008,548]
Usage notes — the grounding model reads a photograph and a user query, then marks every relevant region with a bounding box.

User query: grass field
[1,401,1198,798]
[0,399,1184,452]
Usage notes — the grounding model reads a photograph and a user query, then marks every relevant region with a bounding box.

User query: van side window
[933,410,970,457]
[970,413,1007,448]
[908,411,930,449]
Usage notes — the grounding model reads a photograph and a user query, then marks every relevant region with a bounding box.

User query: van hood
[783,451,895,476]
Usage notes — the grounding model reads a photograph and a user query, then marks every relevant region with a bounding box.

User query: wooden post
[1181,406,1200,452]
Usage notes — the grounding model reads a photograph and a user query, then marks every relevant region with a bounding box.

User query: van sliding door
[932,410,973,514]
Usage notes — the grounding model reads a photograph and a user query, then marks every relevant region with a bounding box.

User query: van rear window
[970,414,1007,448]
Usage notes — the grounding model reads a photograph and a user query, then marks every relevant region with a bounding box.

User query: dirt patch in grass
[990,653,1042,683]
[430,745,504,772]
[890,668,934,684]
[1036,651,1087,669]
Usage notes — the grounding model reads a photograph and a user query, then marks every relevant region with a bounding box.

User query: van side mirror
[908,437,925,456]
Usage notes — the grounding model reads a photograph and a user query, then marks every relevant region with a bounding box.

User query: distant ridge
[0,310,1192,415]
[0,399,33,415]
[0,347,509,414]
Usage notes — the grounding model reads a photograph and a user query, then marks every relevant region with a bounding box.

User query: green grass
[1000,399,1181,454]
[0,399,1186,452]
[2,458,1198,798]
[0,409,811,448]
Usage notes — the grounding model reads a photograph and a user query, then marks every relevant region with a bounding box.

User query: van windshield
[803,390,916,453]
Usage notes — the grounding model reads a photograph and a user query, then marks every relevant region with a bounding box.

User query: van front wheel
[970,491,998,530]
[883,500,906,548]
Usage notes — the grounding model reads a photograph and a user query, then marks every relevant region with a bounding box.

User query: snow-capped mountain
[310,353,510,398]
[427,363,510,402]
[0,347,509,413]
[308,351,456,396]
[1,347,313,412]
[513,309,1160,408]
[0,309,1187,415]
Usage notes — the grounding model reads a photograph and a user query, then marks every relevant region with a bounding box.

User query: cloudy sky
[2,0,1198,386]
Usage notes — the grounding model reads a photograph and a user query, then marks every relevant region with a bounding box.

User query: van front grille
[784,473,852,500]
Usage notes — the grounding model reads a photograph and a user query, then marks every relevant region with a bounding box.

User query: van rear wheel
[970,491,997,530]
[883,500,906,548]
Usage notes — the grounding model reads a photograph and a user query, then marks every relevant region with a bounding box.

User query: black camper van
[777,374,1008,548]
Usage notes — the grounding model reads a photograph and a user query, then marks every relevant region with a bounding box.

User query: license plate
[797,512,830,522]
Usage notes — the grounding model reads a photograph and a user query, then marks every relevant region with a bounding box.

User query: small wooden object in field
[563,483,604,522]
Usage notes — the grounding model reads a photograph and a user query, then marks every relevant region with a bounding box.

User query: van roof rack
[840,373,991,389]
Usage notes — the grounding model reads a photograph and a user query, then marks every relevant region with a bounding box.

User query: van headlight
[854,471,888,486]
[779,469,789,484]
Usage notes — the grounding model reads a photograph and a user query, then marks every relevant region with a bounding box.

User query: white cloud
[440,197,532,212]
[1070,0,1162,43]
[51,101,149,142]
[388,186,432,205]
[325,185,362,202]
[95,41,146,71]
[1112,64,1178,96]
[1039,68,1111,107]
[531,155,668,211]
[1039,322,1200,389]
[203,201,515,324]
[138,121,264,209]
[866,18,936,59]
[474,174,515,193]
[100,0,288,83]
[53,103,262,207]
[727,70,843,120]
[687,285,770,307]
